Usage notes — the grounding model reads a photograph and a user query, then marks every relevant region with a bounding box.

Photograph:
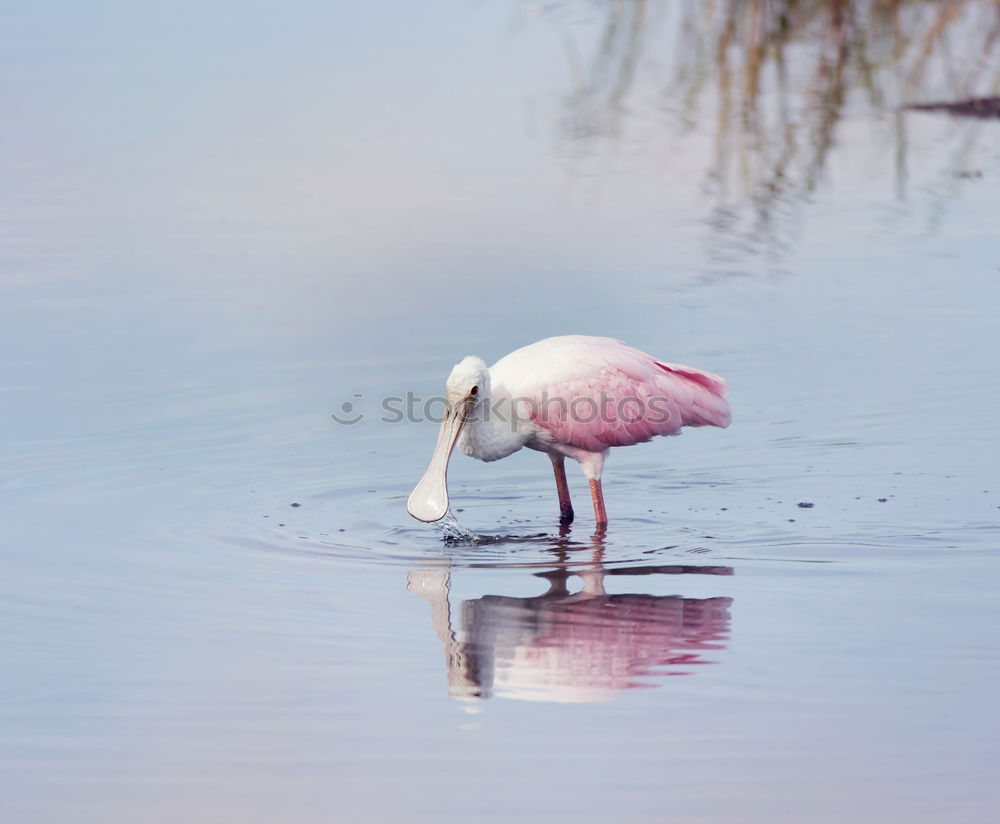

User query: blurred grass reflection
[524,0,1000,255]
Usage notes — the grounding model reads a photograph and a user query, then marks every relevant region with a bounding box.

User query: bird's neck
[459,387,528,462]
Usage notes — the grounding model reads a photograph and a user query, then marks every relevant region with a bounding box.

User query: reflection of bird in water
[407,335,730,532]
[408,545,732,704]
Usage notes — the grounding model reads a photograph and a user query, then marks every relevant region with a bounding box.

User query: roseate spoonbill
[406,335,731,531]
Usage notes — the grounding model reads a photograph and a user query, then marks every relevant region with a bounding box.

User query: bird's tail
[655,361,732,429]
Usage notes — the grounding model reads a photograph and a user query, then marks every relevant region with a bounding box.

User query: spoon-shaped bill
[407,397,469,522]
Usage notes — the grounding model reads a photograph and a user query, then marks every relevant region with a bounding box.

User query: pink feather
[490,336,731,454]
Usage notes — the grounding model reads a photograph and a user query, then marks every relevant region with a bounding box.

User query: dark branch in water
[904,96,1000,118]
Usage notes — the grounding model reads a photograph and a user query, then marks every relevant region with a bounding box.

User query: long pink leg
[550,454,574,524]
[589,479,608,532]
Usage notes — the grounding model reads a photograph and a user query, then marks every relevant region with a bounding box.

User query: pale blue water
[2,2,1000,822]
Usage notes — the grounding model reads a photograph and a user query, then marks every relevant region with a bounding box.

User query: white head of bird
[446,356,489,398]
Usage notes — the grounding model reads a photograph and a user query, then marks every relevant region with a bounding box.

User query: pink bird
[407,335,731,531]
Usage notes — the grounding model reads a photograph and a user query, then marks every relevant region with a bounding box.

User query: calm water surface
[3,2,1000,822]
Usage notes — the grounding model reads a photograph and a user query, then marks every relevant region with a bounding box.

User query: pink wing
[491,336,731,454]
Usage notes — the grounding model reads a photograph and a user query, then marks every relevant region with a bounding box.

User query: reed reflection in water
[409,547,733,704]
[527,0,1000,254]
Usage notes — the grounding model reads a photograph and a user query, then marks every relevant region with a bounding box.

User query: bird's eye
[470,386,478,396]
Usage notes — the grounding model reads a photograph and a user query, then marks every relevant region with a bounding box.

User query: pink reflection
[409,553,732,704]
